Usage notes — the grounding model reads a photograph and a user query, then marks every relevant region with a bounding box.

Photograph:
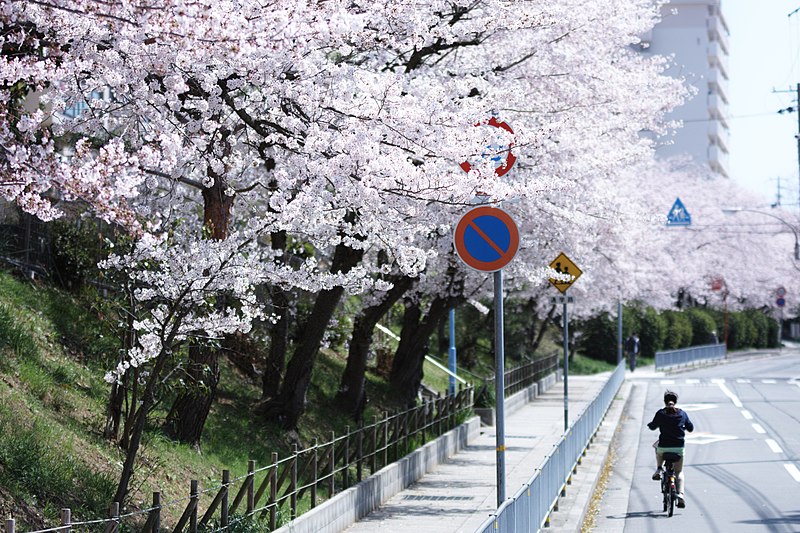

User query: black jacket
[647,407,694,448]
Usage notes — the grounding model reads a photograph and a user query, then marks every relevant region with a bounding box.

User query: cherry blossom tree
[2,0,705,500]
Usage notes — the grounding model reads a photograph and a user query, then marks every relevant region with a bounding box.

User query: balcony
[708,41,729,79]
[708,67,729,104]
[707,93,729,124]
[708,119,730,152]
[709,144,730,178]
[708,16,730,54]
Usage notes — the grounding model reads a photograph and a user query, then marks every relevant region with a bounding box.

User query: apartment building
[643,0,731,177]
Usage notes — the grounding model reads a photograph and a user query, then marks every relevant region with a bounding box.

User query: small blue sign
[777,297,786,307]
[666,198,691,226]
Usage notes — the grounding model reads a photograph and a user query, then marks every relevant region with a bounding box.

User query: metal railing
[655,343,726,370]
[486,353,560,398]
[6,386,473,533]
[476,361,625,533]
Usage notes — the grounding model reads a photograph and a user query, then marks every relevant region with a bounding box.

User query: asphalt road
[598,353,800,533]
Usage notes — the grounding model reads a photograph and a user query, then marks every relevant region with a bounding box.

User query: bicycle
[660,452,681,516]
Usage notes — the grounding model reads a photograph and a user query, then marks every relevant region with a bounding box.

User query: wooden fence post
[269,452,278,531]
[60,508,71,532]
[247,459,255,514]
[152,491,161,533]
[104,502,119,533]
[221,470,230,527]
[190,480,198,533]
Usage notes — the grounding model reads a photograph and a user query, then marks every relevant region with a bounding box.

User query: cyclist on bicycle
[647,390,694,508]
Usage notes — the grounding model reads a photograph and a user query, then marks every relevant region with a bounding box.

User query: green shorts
[656,446,685,456]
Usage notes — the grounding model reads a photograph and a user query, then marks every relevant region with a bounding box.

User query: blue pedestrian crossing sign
[666,198,691,226]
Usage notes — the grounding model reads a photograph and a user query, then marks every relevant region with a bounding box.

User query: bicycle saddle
[662,452,682,463]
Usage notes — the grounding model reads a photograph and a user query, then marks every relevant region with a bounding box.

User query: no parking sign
[453,206,519,272]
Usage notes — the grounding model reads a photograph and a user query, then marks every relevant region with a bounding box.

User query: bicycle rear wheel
[662,479,668,512]
[668,484,676,516]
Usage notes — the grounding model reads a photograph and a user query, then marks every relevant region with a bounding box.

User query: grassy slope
[0,270,425,529]
[0,269,579,530]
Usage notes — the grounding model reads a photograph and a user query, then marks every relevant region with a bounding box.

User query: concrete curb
[275,416,481,533]
[547,379,633,532]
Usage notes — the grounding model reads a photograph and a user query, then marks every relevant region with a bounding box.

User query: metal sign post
[562,299,569,431]
[448,308,456,395]
[549,252,581,434]
[494,270,506,505]
[453,204,519,508]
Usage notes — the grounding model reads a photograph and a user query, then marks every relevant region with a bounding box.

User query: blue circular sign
[454,206,519,272]
[777,297,786,307]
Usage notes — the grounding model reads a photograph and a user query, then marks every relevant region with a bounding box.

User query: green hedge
[578,304,778,361]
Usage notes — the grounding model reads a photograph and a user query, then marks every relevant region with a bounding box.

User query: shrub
[686,308,718,346]
[661,310,692,350]
[639,307,666,358]
[576,311,617,363]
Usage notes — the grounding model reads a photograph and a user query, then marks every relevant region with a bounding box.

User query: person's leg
[653,450,664,479]
[674,457,686,506]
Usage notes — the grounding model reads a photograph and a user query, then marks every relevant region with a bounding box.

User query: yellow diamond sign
[548,252,582,293]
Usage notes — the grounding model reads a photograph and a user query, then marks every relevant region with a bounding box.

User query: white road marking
[762,379,777,384]
[680,403,718,412]
[784,464,800,483]
[717,382,743,408]
[660,379,675,385]
[741,410,753,420]
[685,432,738,445]
[766,439,783,453]
[686,379,700,384]
[736,379,751,384]
[752,423,766,434]
[710,378,726,384]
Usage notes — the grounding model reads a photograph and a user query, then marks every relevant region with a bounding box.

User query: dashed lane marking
[710,378,725,384]
[752,423,766,434]
[762,379,777,384]
[686,379,701,384]
[660,379,675,385]
[741,410,753,420]
[736,379,751,384]
[766,439,783,453]
[784,464,800,483]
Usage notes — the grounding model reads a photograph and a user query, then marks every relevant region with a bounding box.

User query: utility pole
[774,83,800,210]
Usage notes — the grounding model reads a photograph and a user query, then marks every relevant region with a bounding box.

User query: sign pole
[563,300,569,432]
[494,269,506,506]
[617,298,623,365]
[448,308,457,395]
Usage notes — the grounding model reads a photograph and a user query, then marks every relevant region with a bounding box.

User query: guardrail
[655,343,726,370]
[485,353,560,398]
[475,361,625,533]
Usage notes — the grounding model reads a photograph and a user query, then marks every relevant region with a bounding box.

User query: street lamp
[721,207,800,260]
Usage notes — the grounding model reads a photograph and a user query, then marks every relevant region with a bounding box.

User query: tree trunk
[164,343,220,448]
[259,241,364,428]
[164,174,232,446]
[262,228,289,400]
[389,295,458,406]
[113,344,173,504]
[336,276,414,420]
[104,293,137,442]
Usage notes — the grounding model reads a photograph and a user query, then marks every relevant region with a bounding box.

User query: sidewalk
[342,372,618,533]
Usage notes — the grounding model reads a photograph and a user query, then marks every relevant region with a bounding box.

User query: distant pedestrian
[625,333,640,372]
[709,330,718,344]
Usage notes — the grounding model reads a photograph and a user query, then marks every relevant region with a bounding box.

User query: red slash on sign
[454,206,519,272]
